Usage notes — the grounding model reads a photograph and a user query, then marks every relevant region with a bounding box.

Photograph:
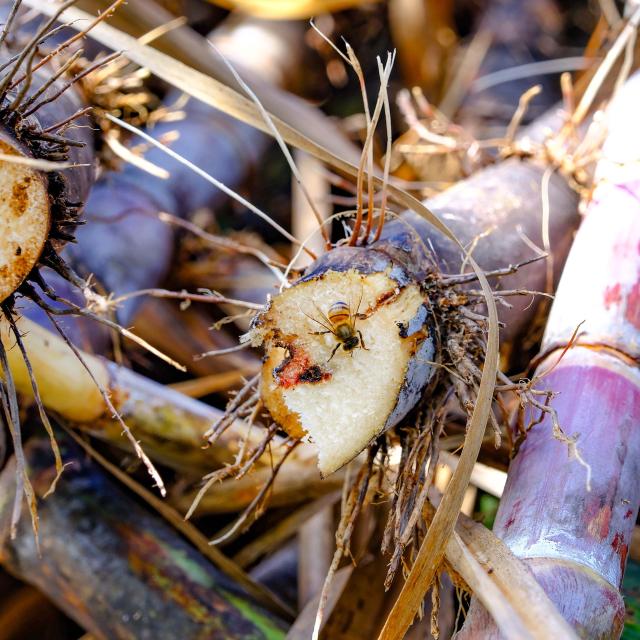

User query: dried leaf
[76,0,360,164]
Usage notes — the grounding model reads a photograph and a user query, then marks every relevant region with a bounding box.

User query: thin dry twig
[208,437,300,546]
[110,287,265,311]
[2,308,64,497]
[0,337,38,543]
[158,211,288,271]
[12,0,126,87]
[0,0,77,98]
[313,450,375,640]
[349,51,395,246]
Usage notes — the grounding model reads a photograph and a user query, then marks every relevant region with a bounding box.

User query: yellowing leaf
[206,0,381,20]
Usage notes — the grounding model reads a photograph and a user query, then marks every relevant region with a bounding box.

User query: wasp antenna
[298,304,333,333]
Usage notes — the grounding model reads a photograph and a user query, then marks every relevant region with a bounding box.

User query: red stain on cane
[274,348,331,388]
[625,280,640,329]
[612,533,628,574]
[604,283,622,310]
[502,499,522,531]
[587,504,612,540]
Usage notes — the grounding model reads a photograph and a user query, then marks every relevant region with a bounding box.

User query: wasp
[305,296,368,361]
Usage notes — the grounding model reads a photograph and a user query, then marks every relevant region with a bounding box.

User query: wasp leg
[310,330,331,336]
[327,342,341,362]
[358,330,369,350]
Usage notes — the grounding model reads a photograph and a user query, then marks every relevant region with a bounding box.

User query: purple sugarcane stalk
[25,17,308,347]
[458,72,640,639]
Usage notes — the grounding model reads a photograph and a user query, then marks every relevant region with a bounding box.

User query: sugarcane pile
[0,1,639,639]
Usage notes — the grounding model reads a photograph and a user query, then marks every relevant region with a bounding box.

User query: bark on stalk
[458,72,640,640]
[0,436,286,639]
[390,151,578,348]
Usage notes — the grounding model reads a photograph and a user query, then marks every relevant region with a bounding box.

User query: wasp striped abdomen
[327,301,352,336]
[304,296,369,360]
[324,300,366,358]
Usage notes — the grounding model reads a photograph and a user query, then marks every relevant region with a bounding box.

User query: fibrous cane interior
[254,268,433,476]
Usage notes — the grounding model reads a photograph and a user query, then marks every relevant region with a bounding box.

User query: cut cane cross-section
[0,135,50,304]
[252,247,436,477]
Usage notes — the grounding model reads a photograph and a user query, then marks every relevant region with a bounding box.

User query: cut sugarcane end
[0,138,50,304]
[255,269,434,476]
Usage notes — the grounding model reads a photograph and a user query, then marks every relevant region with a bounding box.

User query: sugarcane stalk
[63,425,296,620]
[395,151,577,346]
[458,71,640,640]
[0,435,287,639]
[255,112,579,476]
[175,455,344,515]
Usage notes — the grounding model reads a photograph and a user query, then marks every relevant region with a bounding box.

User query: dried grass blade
[0,153,86,170]
[76,0,360,164]
[209,43,330,247]
[446,532,534,640]
[375,202,498,640]
[104,133,170,179]
[3,313,64,497]
[106,113,309,263]
[44,313,167,498]
[453,515,579,640]
[0,340,38,542]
